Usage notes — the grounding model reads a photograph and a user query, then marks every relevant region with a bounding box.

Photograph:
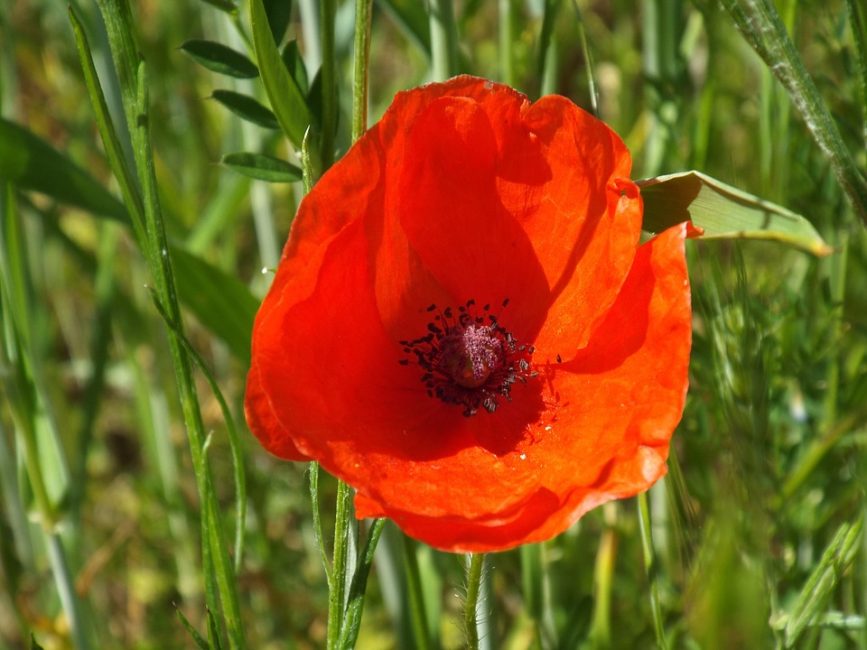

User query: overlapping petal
[245,76,692,552]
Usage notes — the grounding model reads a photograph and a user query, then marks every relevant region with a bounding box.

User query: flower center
[399,299,535,416]
[439,323,503,388]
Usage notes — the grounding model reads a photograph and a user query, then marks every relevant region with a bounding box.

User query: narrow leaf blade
[637,170,832,256]
[0,118,126,221]
[221,152,302,183]
[181,40,259,78]
[249,0,311,146]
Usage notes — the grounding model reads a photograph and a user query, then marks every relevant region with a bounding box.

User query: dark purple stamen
[400,299,535,416]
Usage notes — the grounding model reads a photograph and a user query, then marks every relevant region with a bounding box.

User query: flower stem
[464,553,486,650]
[637,492,669,650]
[309,462,332,585]
[326,479,353,649]
[352,0,374,142]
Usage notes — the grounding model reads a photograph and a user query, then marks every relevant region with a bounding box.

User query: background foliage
[1,0,865,648]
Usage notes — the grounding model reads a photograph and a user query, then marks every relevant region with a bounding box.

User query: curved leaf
[637,170,832,256]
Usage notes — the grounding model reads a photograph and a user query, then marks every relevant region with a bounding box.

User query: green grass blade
[637,170,832,256]
[720,0,867,224]
[846,0,867,150]
[429,0,458,81]
[402,536,432,650]
[92,0,247,644]
[68,6,146,245]
[0,118,126,221]
[536,0,561,97]
[249,0,312,148]
[638,493,669,650]
[784,515,864,647]
[176,606,212,650]
[338,518,386,649]
[147,289,248,573]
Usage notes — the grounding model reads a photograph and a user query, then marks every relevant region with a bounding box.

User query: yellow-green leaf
[637,170,832,256]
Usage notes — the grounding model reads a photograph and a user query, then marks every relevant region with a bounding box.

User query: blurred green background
[1,0,865,648]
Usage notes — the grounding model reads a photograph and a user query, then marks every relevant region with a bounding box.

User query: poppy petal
[350,223,690,552]
[245,76,692,553]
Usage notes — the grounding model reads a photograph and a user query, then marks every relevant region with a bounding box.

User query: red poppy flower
[245,76,691,553]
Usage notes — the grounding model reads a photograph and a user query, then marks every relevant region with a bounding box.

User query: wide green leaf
[0,118,126,221]
[222,152,302,183]
[637,170,832,256]
[181,40,259,78]
[249,0,311,147]
[211,89,279,129]
[171,247,258,362]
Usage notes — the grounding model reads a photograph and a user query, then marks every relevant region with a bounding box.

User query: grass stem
[638,492,668,650]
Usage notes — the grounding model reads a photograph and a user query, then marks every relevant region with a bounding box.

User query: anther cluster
[400,299,535,416]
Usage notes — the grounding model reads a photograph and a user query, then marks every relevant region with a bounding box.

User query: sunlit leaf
[637,170,832,256]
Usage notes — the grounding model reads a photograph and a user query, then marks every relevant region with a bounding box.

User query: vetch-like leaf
[250,0,311,147]
[221,152,302,183]
[637,170,832,256]
[0,118,126,221]
[211,89,279,129]
[181,40,258,78]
